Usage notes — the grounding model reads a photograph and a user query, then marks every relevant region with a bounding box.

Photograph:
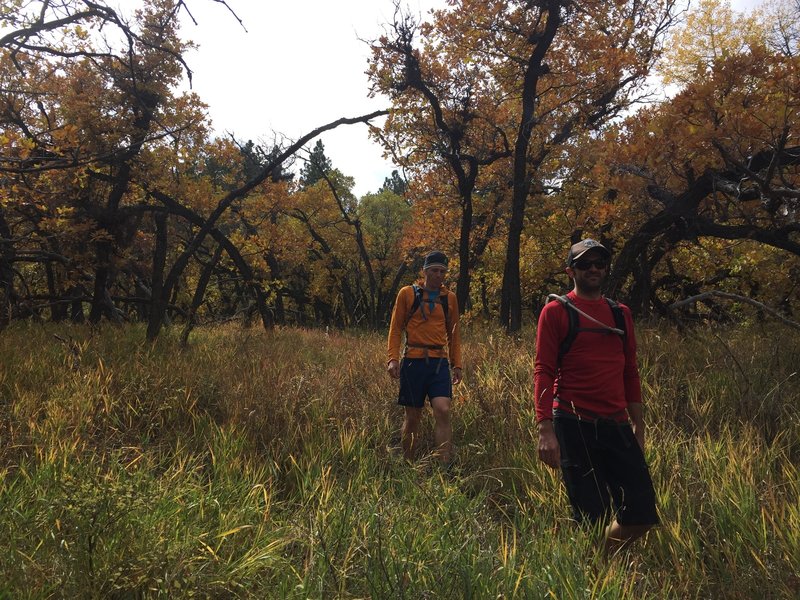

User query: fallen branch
[669,291,800,331]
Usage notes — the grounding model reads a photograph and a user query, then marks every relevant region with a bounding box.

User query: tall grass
[0,320,798,598]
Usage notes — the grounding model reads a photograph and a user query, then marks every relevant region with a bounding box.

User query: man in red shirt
[534,239,658,554]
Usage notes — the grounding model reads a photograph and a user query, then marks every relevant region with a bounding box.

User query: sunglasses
[572,259,609,270]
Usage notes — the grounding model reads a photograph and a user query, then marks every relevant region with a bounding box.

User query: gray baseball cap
[566,239,611,266]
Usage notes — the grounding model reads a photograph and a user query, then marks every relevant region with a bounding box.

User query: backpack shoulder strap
[406,285,451,339]
[550,293,627,366]
[410,284,423,313]
[605,298,627,347]
[440,291,451,340]
[404,284,424,328]
[557,295,579,365]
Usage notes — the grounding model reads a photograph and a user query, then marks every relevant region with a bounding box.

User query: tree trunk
[456,194,473,314]
[68,285,85,322]
[146,212,168,341]
[181,243,224,346]
[500,2,562,334]
[88,252,112,323]
[44,261,67,322]
[0,209,15,329]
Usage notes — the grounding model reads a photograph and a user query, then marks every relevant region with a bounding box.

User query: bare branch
[669,291,800,331]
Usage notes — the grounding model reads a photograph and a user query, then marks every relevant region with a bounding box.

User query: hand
[633,424,645,451]
[627,404,645,451]
[452,367,462,385]
[387,360,400,379]
[537,420,560,469]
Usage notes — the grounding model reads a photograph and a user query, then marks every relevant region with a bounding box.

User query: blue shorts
[398,358,452,408]
[554,414,659,527]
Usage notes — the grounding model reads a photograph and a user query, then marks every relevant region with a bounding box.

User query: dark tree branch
[669,291,800,331]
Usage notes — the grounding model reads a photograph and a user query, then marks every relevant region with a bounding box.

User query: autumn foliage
[1,0,798,338]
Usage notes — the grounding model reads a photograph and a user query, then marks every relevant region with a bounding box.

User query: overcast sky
[179,0,763,198]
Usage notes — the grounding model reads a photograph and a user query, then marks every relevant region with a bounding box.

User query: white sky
[179,0,762,198]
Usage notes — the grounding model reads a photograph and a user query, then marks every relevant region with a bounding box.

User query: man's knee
[403,407,423,428]
[431,397,451,423]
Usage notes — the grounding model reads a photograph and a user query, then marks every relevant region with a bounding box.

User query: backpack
[555,294,626,365]
[405,284,451,339]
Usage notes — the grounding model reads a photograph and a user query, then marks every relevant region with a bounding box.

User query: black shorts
[554,414,658,527]
[398,358,451,408]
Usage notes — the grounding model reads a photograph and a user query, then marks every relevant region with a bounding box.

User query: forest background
[1,1,799,597]
[1,0,798,336]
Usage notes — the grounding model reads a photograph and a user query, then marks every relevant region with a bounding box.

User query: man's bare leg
[401,407,423,460]
[430,396,452,464]
[604,521,653,556]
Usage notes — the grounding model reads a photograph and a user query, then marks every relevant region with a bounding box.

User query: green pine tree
[299,140,333,188]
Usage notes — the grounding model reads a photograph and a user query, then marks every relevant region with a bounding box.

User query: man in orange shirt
[387,251,462,464]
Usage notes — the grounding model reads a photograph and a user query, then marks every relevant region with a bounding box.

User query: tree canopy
[1,0,798,337]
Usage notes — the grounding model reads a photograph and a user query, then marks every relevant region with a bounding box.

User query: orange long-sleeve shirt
[387,284,462,369]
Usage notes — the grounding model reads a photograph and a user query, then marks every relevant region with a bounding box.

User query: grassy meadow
[0,318,798,598]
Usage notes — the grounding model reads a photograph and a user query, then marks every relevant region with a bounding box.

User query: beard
[574,272,605,295]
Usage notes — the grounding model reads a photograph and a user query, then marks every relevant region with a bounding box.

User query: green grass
[0,320,798,598]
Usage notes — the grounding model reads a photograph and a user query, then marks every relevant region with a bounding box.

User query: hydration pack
[405,284,451,338]
[556,294,626,365]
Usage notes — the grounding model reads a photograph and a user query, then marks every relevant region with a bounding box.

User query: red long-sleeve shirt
[533,291,642,422]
